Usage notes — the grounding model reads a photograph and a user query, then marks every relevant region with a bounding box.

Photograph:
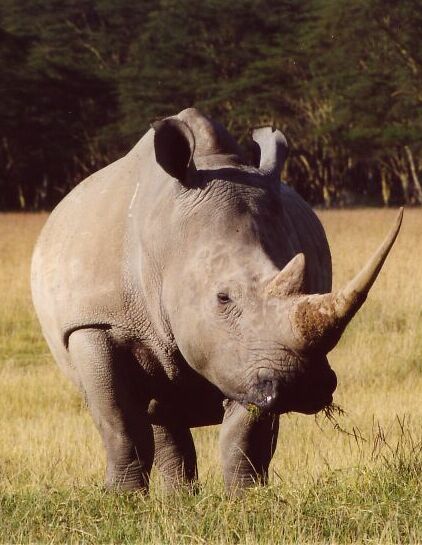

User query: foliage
[0,0,421,209]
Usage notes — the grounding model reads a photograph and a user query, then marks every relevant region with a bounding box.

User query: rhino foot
[68,327,154,492]
[219,400,279,495]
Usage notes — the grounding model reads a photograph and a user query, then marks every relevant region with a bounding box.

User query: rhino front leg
[153,422,198,491]
[68,328,154,491]
[219,400,279,495]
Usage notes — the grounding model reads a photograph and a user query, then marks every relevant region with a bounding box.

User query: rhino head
[153,112,402,416]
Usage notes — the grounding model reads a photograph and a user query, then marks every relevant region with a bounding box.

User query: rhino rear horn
[266,253,306,297]
[252,126,288,178]
[153,118,196,185]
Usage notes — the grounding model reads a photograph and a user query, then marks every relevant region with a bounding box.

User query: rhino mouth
[240,391,333,416]
[239,364,337,415]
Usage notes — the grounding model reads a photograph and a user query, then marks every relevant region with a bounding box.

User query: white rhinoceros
[31,108,402,494]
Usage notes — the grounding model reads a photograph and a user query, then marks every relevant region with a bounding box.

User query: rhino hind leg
[219,400,279,495]
[68,328,154,491]
[152,423,198,491]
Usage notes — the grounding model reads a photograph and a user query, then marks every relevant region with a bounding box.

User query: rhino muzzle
[243,358,337,415]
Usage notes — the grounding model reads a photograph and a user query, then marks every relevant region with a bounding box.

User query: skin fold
[31,108,402,494]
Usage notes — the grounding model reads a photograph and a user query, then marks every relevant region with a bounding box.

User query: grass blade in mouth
[246,403,265,419]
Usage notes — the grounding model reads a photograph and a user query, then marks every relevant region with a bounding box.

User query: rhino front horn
[290,208,404,352]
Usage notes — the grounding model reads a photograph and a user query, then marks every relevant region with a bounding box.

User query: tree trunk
[404,145,422,204]
[380,167,391,206]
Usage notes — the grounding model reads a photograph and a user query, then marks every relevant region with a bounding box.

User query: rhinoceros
[31,108,402,494]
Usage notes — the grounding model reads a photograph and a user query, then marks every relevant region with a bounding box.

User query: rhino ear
[252,126,288,178]
[152,118,196,185]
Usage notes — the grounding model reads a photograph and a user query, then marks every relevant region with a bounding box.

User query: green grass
[1,431,420,544]
[0,210,421,544]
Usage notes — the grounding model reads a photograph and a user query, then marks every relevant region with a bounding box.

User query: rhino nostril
[319,366,337,393]
[256,378,279,408]
[262,379,273,393]
[328,369,337,393]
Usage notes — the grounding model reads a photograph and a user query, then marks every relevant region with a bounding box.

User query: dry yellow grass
[0,209,421,544]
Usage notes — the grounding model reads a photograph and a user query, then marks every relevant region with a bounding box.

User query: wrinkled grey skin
[31,108,399,494]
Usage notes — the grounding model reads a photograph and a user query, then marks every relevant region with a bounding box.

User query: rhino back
[31,130,159,350]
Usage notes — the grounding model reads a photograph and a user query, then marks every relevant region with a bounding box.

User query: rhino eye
[217,292,231,304]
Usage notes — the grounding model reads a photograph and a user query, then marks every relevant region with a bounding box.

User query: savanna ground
[0,209,421,544]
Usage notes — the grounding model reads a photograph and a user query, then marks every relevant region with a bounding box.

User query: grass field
[0,210,421,544]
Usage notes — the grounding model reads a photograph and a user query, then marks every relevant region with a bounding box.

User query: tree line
[1,0,421,210]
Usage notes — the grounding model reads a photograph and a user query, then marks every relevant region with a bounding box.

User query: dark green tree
[1,0,421,209]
